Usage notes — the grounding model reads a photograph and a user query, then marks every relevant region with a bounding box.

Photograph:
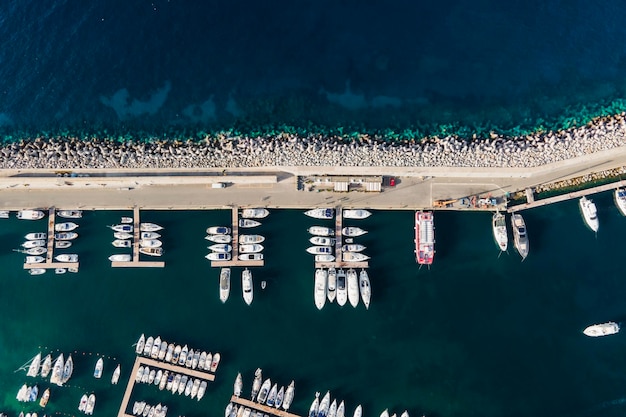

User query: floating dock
[23,207,79,271]
[314,207,369,269]
[111,206,165,268]
[229,395,301,417]
[210,207,264,268]
[117,355,216,417]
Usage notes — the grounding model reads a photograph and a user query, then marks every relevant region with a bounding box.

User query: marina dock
[117,355,216,417]
[111,206,165,268]
[314,207,369,269]
[211,207,264,268]
[508,180,626,213]
[23,207,79,271]
[229,395,301,417]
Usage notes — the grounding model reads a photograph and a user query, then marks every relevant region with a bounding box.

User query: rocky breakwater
[1,114,626,169]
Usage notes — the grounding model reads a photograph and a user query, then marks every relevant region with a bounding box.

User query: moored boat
[28,268,46,275]
[55,268,67,275]
[343,209,372,219]
[342,227,367,237]
[353,405,362,417]
[40,354,52,378]
[111,364,121,384]
[50,354,64,386]
[257,378,272,404]
[240,244,264,253]
[342,252,370,262]
[25,256,45,264]
[308,226,334,236]
[206,252,231,261]
[112,239,131,248]
[114,232,133,240]
[251,368,262,400]
[209,244,232,253]
[511,213,529,260]
[241,208,270,219]
[336,269,347,307]
[282,380,295,410]
[17,210,45,220]
[210,352,221,372]
[206,226,231,235]
[309,392,320,417]
[25,232,46,240]
[347,269,359,307]
[327,268,337,302]
[220,268,231,303]
[239,219,261,228]
[109,254,131,262]
[318,392,331,417]
[55,240,72,249]
[579,196,599,232]
[328,400,337,417]
[234,372,243,397]
[242,269,253,305]
[151,336,161,359]
[57,210,82,219]
[55,254,78,262]
[120,216,133,224]
[54,232,78,240]
[0,210,8,218]
[337,401,345,417]
[61,354,73,384]
[492,212,508,252]
[143,336,154,356]
[140,239,162,248]
[198,380,208,401]
[305,208,334,219]
[314,268,327,310]
[22,239,45,248]
[140,223,163,232]
[55,222,79,232]
[85,393,95,415]
[306,246,333,255]
[239,234,265,244]
[315,254,335,262]
[359,269,371,309]
[583,321,620,337]
[615,187,626,216]
[141,231,160,239]
[139,247,163,257]
[27,353,41,377]
[39,388,50,408]
[341,244,366,252]
[275,386,285,409]
[310,236,335,246]
[166,344,175,363]
[206,234,232,243]
[266,384,278,407]
[109,224,133,233]
[93,357,103,378]
[178,345,189,366]
[238,253,263,261]
[414,211,435,265]
[78,394,88,412]
[21,247,46,255]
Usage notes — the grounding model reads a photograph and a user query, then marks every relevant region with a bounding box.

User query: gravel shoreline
[1,114,625,170]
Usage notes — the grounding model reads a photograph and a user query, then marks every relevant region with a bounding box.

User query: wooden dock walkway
[229,395,302,417]
[117,355,217,417]
[314,207,368,269]
[508,180,626,213]
[211,207,264,268]
[23,207,79,271]
[111,206,165,268]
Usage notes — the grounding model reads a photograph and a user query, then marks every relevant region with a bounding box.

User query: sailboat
[40,354,52,378]
[309,392,320,417]
[492,212,508,252]
[251,368,262,400]
[50,354,64,386]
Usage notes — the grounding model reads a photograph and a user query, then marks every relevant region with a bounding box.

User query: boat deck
[111,207,165,268]
[229,395,301,417]
[211,207,264,268]
[23,207,79,271]
[117,355,216,417]
[314,207,369,269]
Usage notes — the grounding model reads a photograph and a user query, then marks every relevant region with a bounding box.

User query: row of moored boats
[237,368,296,411]
[305,209,371,263]
[135,334,221,372]
[135,364,208,400]
[108,220,165,260]
[131,402,168,417]
[314,268,370,310]
[205,208,269,261]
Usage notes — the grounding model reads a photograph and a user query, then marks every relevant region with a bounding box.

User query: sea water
[2,195,626,417]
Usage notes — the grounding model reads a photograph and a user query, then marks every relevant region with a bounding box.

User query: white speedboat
[55,240,72,249]
[305,208,334,219]
[204,352,212,371]
[337,401,345,417]
[209,244,232,253]
[198,380,208,401]
[190,378,200,399]
[238,253,263,261]
[318,392,331,417]
[234,372,243,397]
[342,244,366,252]
[239,234,265,244]
[25,256,45,264]
[112,239,131,248]
[276,386,285,409]
[0,210,8,218]
[310,236,335,246]
[347,269,359,307]
[111,364,121,384]
[242,269,254,305]
[27,353,41,377]
[55,254,78,262]
[85,393,96,415]
[151,336,161,359]
[336,269,347,307]
[400,411,409,417]
[315,254,335,262]
[210,352,220,372]
[206,226,231,235]
[93,357,104,378]
[55,222,79,232]
[109,224,133,233]
[354,405,362,417]
[184,378,193,396]
[283,380,295,411]
[179,345,189,365]
[251,368,262,400]
[55,268,67,275]
[57,210,82,219]
[144,336,154,356]
[308,226,334,236]
[206,252,231,261]
[25,232,46,240]
[22,247,46,255]
[327,268,337,302]
[28,268,46,275]
[22,239,45,248]
[266,384,278,407]
[241,208,270,219]
[172,345,182,363]
[17,210,45,220]
[54,232,78,240]
[140,223,163,232]
[342,227,367,237]
[492,212,508,252]
[343,209,372,219]
[314,269,327,310]
[62,354,73,384]
[114,232,133,240]
[615,188,626,216]
[166,344,175,363]
[239,219,261,228]
[257,378,272,404]
[141,231,160,239]
[583,322,620,337]
[511,213,529,260]
[306,246,333,255]
[120,216,133,224]
[309,393,320,417]
[359,269,371,309]
[240,244,264,253]
[206,234,232,243]
[220,268,231,303]
[78,394,88,412]
[579,196,599,232]
[109,254,131,262]
[342,252,370,262]
[140,239,162,248]
[135,334,145,354]
[40,354,52,378]
[50,354,64,386]
[39,387,50,408]
[139,247,163,257]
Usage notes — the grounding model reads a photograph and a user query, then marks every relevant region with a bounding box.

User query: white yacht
[359,269,371,309]
[615,188,626,216]
[239,219,261,228]
[511,213,529,260]
[54,232,78,240]
[343,209,372,219]
[347,269,359,307]
[309,393,320,417]
[40,354,52,378]
[135,334,146,354]
[50,354,64,386]
[25,232,46,240]
[354,405,362,417]
[62,354,73,384]
[55,254,78,262]
[78,394,88,412]
[337,401,345,417]
[112,239,131,248]
[314,269,327,310]
[220,268,231,303]
[111,364,121,385]
[234,372,243,397]
[144,336,154,356]
[109,224,133,233]
[242,269,254,305]
[85,393,96,415]
[318,392,331,417]
[341,244,366,252]
[27,353,41,377]
[342,227,367,237]
[306,246,333,255]
[276,386,285,409]
[239,235,265,244]
[22,247,46,256]
[140,239,162,248]
[308,226,334,236]
[93,357,104,378]
[0,210,8,218]
[238,253,263,261]
[336,269,347,307]
[304,208,334,219]
[240,244,264,253]
[120,216,133,224]
[25,256,45,264]
[327,268,337,302]
[208,244,232,253]
[22,239,45,248]
[206,226,231,235]
[28,268,46,275]
[139,247,163,257]
[315,254,335,262]
[140,223,163,232]
[198,380,208,401]
[141,231,160,239]
[241,208,270,219]
[55,222,79,232]
[266,384,278,407]
[257,378,272,404]
[206,252,231,261]
[109,254,131,262]
[17,210,45,220]
[251,368,262,400]
[151,336,161,359]
[114,232,133,240]
[342,252,370,262]
[579,196,599,232]
[206,234,232,243]
[55,240,72,249]
[57,210,82,219]
[492,212,508,252]
[282,380,295,411]
[583,322,620,337]
[309,236,335,246]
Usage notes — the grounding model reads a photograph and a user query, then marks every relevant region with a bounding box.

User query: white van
[212,182,226,189]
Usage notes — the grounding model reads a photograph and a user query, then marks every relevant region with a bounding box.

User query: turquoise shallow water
[2,195,626,417]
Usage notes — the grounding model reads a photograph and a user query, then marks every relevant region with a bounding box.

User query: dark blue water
[2,1,626,136]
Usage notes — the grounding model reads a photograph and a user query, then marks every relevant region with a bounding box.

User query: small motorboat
[239,219,261,228]
[140,223,163,232]
[55,254,78,262]
[206,234,232,243]
[206,252,231,261]
[109,224,133,233]
[55,222,79,232]
[28,268,46,275]
[120,216,133,224]
[140,239,163,248]
[139,247,163,257]
[112,239,131,248]
[54,232,78,240]
[141,231,160,239]
[342,227,367,237]
[208,244,232,253]
[55,241,72,249]
[109,254,131,262]
[25,232,46,240]
[343,209,372,219]
[57,210,82,219]
[206,226,231,235]
[55,268,67,275]
[17,210,45,220]
[241,208,270,219]
[22,240,45,248]
[25,256,45,264]
[240,244,264,253]
[114,232,133,240]
[315,254,335,262]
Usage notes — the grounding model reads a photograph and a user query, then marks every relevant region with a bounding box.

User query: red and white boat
[414,211,435,265]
